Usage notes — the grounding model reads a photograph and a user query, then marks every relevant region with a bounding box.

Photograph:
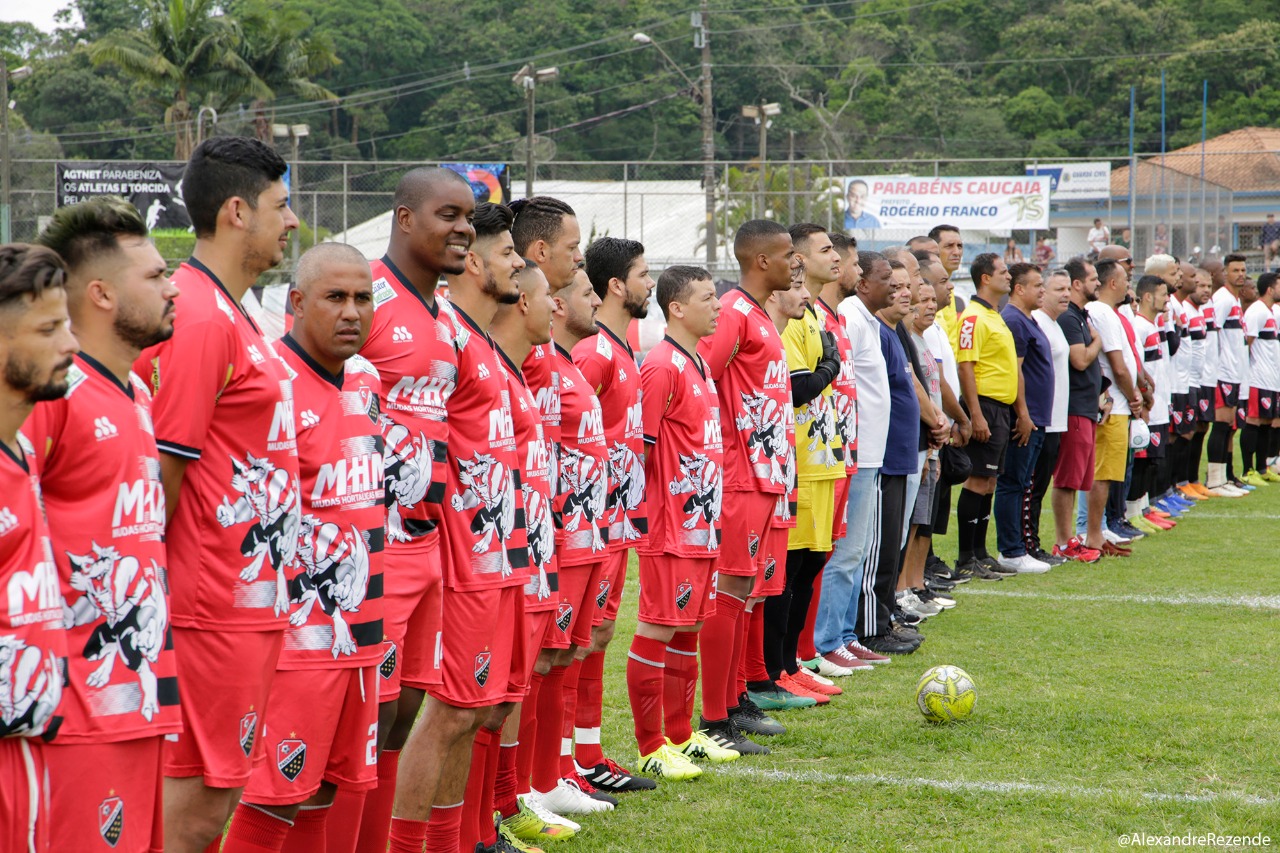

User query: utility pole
[697,0,716,266]
[1,61,33,244]
[514,64,559,199]
[742,101,781,218]
[274,123,309,269]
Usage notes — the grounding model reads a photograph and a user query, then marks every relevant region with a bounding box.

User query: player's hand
[819,330,839,364]
[1014,413,1034,446]
[950,422,969,447]
[972,413,991,443]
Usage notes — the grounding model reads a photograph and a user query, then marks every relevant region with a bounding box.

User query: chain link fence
[6,153,1262,282]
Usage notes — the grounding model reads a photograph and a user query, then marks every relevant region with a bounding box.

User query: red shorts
[830,475,852,540]
[1248,387,1278,419]
[47,736,164,852]
[755,526,789,598]
[165,627,283,788]
[637,555,717,626]
[243,666,379,805]
[430,586,525,708]
[1054,415,1097,492]
[556,561,606,648]
[0,739,49,853]
[544,597,572,651]
[380,533,443,701]
[718,491,777,578]
[595,549,629,624]
[521,608,553,689]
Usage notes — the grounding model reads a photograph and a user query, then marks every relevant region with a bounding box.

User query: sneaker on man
[637,743,703,781]
[1100,540,1131,557]
[915,587,957,609]
[844,639,892,665]
[669,731,740,764]
[728,694,787,736]
[1053,537,1102,563]
[1029,547,1068,567]
[807,652,854,677]
[535,778,614,815]
[956,556,1003,581]
[505,796,578,842]
[578,757,657,792]
[896,589,942,617]
[1102,527,1133,545]
[565,773,618,806]
[997,553,1050,574]
[924,573,958,592]
[862,632,917,655]
[518,793,582,833]
[975,554,1015,575]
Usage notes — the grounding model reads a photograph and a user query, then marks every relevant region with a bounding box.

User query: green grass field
[574,486,1280,851]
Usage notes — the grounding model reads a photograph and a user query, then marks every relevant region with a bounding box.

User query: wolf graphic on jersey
[736,391,788,486]
[832,390,856,451]
[0,635,62,737]
[522,484,553,600]
[63,542,168,721]
[290,516,371,658]
[669,452,722,550]
[380,419,432,543]
[216,451,301,616]
[560,447,606,553]
[605,441,645,542]
[795,394,838,468]
[451,452,517,574]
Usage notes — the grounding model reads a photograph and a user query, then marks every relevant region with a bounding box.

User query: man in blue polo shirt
[993,263,1055,573]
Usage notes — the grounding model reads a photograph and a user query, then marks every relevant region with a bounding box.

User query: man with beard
[569,238,655,795]
[133,137,303,853]
[224,243,384,853]
[30,198,181,852]
[1205,254,1251,494]
[0,244,76,853]
[1175,266,1214,498]
[1023,269,1072,564]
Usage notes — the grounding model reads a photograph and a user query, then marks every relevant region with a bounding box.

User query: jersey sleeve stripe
[155,439,201,459]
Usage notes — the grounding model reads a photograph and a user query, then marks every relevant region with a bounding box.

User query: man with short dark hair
[993,263,1054,573]
[133,136,302,852]
[1206,253,1250,494]
[954,253,1017,580]
[32,197,181,852]
[928,225,964,345]
[0,243,77,853]
[1024,269,1072,565]
[1242,271,1280,481]
[1126,275,1176,535]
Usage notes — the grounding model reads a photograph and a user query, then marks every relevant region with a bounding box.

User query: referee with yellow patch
[954,252,1018,581]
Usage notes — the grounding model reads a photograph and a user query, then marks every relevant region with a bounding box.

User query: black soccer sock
[1168,436,1187,485]
[1255,425,1271,472]
[1127,457,1150,502]
[973,492,994,559]
[1207,421,1231,464]
[955,488,983,561]
[1240,423,1259,473]
[1156,448,1175,497]
[1188,430,1207,482]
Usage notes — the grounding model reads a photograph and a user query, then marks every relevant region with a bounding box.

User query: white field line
[726,765,1278,807]
[1192,512,1280,519]
[958,588,1280,610]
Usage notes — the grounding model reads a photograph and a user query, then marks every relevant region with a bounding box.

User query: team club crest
[764,557,777,581]
[675,581,693,611]
[668,452,722,550]
[98,796,124,847]
[555,603,573,633]
[63,542,169,721]
[277,738,307,781]
[216,452,301,616]
[748,532,761,559]
[605,441,646,541]
[736,392,788,486]
[474,651,492,687]
[239,711,259,756]
[451,452,516,574]
[290,516,371,658]
[380,643,397,679]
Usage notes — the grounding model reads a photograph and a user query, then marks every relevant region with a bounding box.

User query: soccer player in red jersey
[628,265,737,780]
[490,262,582,843]
[514,199,617,817]
[426,201,530,853]
[0,244,76,853]
[28,198,180,852]
[569,237,655,794]
[219,244,385,853]
[132,137,302,853]
[695,220,795,754]
[345,168,469,853]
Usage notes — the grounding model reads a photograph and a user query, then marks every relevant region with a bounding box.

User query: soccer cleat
[636,744,703,781]
[956,557,1003,581]
[1178,483,1209,500]
[1128,515,1162,535]
[503,797,577,843]
[976,554,1016,575]
[700,716,770,754]
[496,821,547,852]
[577,758,657,792]
[1149,502,1182,518]
[1230,477,1256,491]
[1188,482,1214,498]
[517,793,581,833]
[534,779,613,815]
[1052,538,1101,564]
[565,773,618,807]
[845,639,892,664]
[777,671,830,705]
[747,683,817,711]
[997,553,1050,574]
[1263,470,1280,483]
[1243,470,1269,487]
[1142,511,1175,530]
[670,730,740,763]
[728,694,786,736]
[789,666,842,696]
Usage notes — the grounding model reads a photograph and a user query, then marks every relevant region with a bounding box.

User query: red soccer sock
[697,591,744,721]
[354,748,399,853]
[387,815,430,853]
[742,602,768,684]
[515,672,543,796]
[324,789,365,853]
[531,665,566,793]
[559,658,583,778]
[478,731,501,847]
[663,631,700,746]
[494,741,520,821]
[459,727,498,853]
[280,805,329,853]
[573,650,607,768]
[424,801,463,853]
[798,572,822,662]
[626,634,668,756]
[222,802,294,853]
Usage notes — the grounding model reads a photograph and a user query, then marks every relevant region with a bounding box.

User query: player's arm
[787,321,840,407]
[957,362,986,442]
[1105,349,1141,413]
[938,374,971,445]
[160,455,190,523]
[1012,357,1032,446]
[572,343,609,396]
[639,360,674,473]
[697,308,741,381]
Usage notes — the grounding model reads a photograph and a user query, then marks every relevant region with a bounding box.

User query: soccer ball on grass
[915,665,976,723]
